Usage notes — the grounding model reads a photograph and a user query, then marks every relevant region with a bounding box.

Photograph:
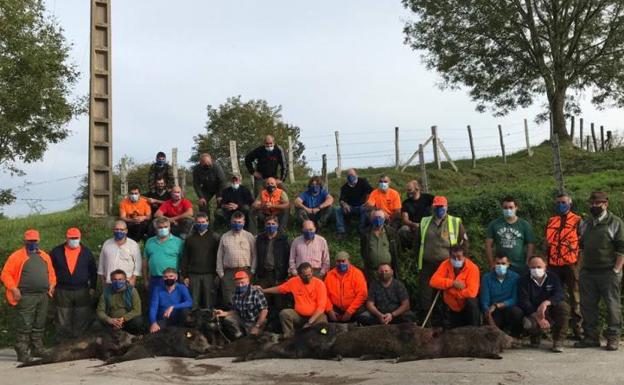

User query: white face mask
[265,145,274,152]
[129,193,139,202]
[232,183,240,190]
[530,267,545,279]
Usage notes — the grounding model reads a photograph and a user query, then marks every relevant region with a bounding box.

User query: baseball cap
[589,191,608,202]
[432,196,448,206]
[234,271,249,280]
[66,227,81,238]
[24,229,40,241]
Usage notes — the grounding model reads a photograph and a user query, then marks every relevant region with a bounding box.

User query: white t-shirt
[97,238,142,283]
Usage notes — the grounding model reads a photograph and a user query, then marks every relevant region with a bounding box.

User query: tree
[403,0,624,140]
[192,96,308,177]
[0,0,82,205]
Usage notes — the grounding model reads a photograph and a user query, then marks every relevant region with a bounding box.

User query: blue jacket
[149,283,193,324]
[517,271,564,315]
[479,270,519,312]
[49,244,97,290]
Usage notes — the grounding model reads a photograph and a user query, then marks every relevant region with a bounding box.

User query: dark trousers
[295,206,333,229]
[125,220,150,242]
[525,302,570,341]
[549,264,582,332]
[157,308,191,328]
[398,225,418,250]
[419,260,442,319]
[55,287,94,340]
[580,268,622,340]
[255,270,289,331]
[188,273,215,310]
[14,292,49,351]
[357,310,416,326]
[489,305,524,337]
[249,209,289,235]
[334,205,367,234]
[330,305,365,322]
[443,297,480,329]
[101,315,144,335]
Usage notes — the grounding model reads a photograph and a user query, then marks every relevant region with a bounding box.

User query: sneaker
[530,335,541,348]
[552,340,564,353]
[573,338,601,348]
[606,338,620,351]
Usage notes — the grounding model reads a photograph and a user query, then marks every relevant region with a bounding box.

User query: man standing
[155,185,194,238]
[416,196,468,318]
[480,255,523,336]
[49,228,97,340]
[259,262,328,338]
[518,255,570,352]
[324,251,368,323]
[215,271,269,339]
[147,151,175,192]
[244,135,288,196]
[143,217,184,291]
[294,176,334,229]
[365,175,402,227]
[192,153,227,215]
[119,185,152,242]
[334,168,372,237]
[217,172,254,226]
[289,220,330,278]
[358,264,414,325]
[216,211,257,306]
[98,221,142,286]
[575,191,624,351]
[360,210,400,282]
[149,268,193,333]
[1,230,56,363]
[250,177,290,233]
[144,177,171,215]
[96,270,143,335]
[544,193,583,338]
[486,196,536,273]
[429,245,480,329]
[399,180,433,249]
[181,213,220,310]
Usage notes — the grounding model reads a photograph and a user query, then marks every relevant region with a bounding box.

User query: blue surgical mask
[450,258,464,269]
[157,227,170,237]
[303,230,315,240]
[346,175,358,185]
[265,224,278,234]
[372,216,385,228]
[26,242,39,252]
[231,222,244,231]
[156,159,165,166]
[111,280,127,291]
[502,208,516,218]
[434,206,447,219]
[308,185,321,195]
[235,284,249,294]
[337,262,349,273]
[67,239,80,249]
[495,264,508,276]
[113,230,126,241]
[379,182,389,191]
[556,202,570,215]
[195,223,209,232]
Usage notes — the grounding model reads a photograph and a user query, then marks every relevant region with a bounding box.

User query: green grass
[1,141,624,347]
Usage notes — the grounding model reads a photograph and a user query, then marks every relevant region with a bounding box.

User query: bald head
[406,180,421,199]
[199,153,212,166]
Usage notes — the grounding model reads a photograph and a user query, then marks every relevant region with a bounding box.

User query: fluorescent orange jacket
[324,265,368,315]
[545,212,581,266]
[429,258,480,312]
[1,247,56,306]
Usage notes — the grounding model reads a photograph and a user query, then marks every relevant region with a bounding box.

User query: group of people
[2,136,623,363]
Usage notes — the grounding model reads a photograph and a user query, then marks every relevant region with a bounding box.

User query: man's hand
[48,286,55,298]
[198,198,207,207]
[339,312,352,322]
[250,326,261,335]
[214,309,228,318]
[536,301,550,318]
[264,202,273,209]
[452,280,466,290]
[11,288,21,302]
[484,312,496,327]
[488,304,497,315]
[229,203,239,210]
[129,276,137,287]
[382,313,393,325]
[327,310,338,322]
[341,202,351,214]
[183,277,190,287]
[89,288,96,298]
[253,171,262,179]
[150,323,161,334]
[537,318,551,330]
[108,317,124,329]
[163,306,174,319]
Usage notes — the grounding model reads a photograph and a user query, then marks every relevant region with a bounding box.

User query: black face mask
[266,185,276,193]
[301,276,312,284]
[164,279,176,287]
[590,206,604,218]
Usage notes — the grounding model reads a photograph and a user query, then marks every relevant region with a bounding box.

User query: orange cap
[432,196,448,206]
[66,227,81,238]
[24,229,40,241]
[234,271,249,280]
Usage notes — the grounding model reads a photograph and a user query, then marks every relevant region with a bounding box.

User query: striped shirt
[216,230,257,277]
[289,234,330,276]
[98,238,142,283]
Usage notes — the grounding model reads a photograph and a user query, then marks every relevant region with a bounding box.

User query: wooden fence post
[171,147,179,187]
[498,124,507,164]
[229,140,240,176]
[395,126,400,170]
[431,125,441,170]
[321,154,328,188]
[570,116,575,143]
[524,119,533,157]
[418,144,428,193]
[600,125,605,152]
[586,135,591,151]
[591,123,598,152]
[467,125,476,168]
[287,136,295,183]
[579,118,584,148]
[334,131,342,178]
[120,157,128,197]
[607,131,613,150]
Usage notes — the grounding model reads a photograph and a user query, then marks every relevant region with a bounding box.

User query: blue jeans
[334,205,367,233]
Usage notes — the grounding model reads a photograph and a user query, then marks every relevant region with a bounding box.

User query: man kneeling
[149,268,193,333]
[96,269,144,334]
[215,271,268,339]
[358,263,414,325]
[259,262,327,338]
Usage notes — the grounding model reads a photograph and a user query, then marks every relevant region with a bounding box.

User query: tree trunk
[550,89,570,141]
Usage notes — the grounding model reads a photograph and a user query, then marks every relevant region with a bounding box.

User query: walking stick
[421,291,440,328]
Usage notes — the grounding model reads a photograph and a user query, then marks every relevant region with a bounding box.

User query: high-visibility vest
[418,215,462,270]
[545,212,581,266]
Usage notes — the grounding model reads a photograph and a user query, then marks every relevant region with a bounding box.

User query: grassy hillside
[1,141,623,346]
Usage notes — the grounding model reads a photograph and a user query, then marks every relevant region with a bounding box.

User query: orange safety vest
[260,188,286,215]
[545,212,581,266]
[1,247,56,306]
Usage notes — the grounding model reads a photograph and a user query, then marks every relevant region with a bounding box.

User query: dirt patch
[252,371,367,385]
[168,358,222,377]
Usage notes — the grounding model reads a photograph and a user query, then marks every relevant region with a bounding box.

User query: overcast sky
[4,0,623,217]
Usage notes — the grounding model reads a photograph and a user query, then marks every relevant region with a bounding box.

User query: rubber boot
[30,330,49,358]
[15,334,32,363]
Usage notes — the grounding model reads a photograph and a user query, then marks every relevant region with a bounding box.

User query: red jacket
[1,248,56,306]
[429,258,479,312]
[324,265,368,315]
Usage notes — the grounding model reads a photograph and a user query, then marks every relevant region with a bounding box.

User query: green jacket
[579,212,624,270]
[96,286,142,322]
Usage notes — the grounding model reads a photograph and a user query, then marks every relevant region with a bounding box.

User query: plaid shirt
[232,286,268,323]
[216,230,257,276]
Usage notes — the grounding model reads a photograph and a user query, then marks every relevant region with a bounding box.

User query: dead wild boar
[104,327,210,364]
[196,332,280,359]
[18,330,135,368]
